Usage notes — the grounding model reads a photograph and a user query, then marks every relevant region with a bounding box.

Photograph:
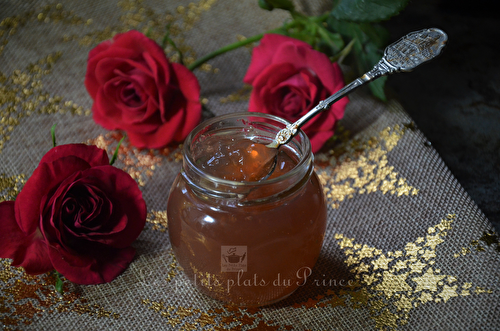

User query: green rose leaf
[258,0,274,11]
[330,0,410,23]
[316,28,344,56]
[258,0,295,11]
[327,18,390,100]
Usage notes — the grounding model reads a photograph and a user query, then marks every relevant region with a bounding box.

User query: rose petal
[16,155,91,234]
[93,54,138,87]
[245,34,349,152]
[85,29,202,149]
[308,130,335,153]
[0,201,53,274]
[244,34,310,84]
[39,144,109,168]
[41,171,82,250]
[48,241,136,285]
[76,166,146,247]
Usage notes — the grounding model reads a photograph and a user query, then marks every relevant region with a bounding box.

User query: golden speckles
[375,271,412,298]
[165,249,182,282]
[146,210,168,232]
[474,286,492,295]
[419,249,436,261]
[454,230,500,258]
[479,231,499,247]
[5,280,41,302]
[363,274,379,286]
[317,125,419,209]
[416,291,433,305]
[140,300,288,330]
[408,261,427,274]
[0,173,25,202]
[87,132,179,186]
[328,214,492,329]
[220,85,252,104]
[404,242,421,257]
[438,285,458,302]
[371,254,393,271]
[71,304,120,319]
[374,309,399,330]
[393,294,413,311]
[63,0,217,73]
[351,262,370,274]
[436,217,453,232]
[411,268,445,292]
[337,236,354,249]
[0,53,90,152]
[392,260,408,272]
[344,255,359,267]
[357,245,375,259]
[0,4,88,57]
[0,260,120,328]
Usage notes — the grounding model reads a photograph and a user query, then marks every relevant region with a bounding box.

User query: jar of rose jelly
[167,112,327,307]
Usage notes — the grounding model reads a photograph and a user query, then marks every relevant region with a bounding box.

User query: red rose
[0,144,146,284]
[244,34,349,152]
[85,30,201,149]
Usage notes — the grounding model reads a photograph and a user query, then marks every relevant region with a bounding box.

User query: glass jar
[167,112,327,307]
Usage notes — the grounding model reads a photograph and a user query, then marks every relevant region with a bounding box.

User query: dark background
[383,0,500,231]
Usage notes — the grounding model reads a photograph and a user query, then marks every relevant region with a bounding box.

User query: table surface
[1,1,499,330]
[384,0,500,232]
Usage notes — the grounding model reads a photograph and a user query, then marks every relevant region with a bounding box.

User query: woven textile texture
[1,1,499,330]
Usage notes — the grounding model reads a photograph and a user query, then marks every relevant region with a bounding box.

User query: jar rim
[182,112,313,189]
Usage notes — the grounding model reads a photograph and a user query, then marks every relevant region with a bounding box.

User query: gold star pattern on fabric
[420,249,436,261]
[363,274,379,286]
[479,231,499,246]
[0,260,119,328]
[61,0,218,74]
[454,229,500,257]
[374,309,399,330]
[165,249,183,282]
[438,285,458,302]
[0,173,25,202]
[424,234,444,250]
[328,294,347,308]
[0,53,90,152]
[140,300,292,330]
[325,214,493,330]
[408,261,427,274]
[0,3,91,57]
[352,262,371,274]
[416,292,433,305]
[335,234,354,249]
[412,268,445,292]
[375,272,412,298]
[393,295,413,311]
[146,210,169,232]
[392,260,408,272]
[357,245,376,259]
[316,125,419,209]
[87,133,179,187]
[404,242,421,257]
[372,254,393,271]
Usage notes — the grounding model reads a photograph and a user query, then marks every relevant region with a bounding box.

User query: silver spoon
[260,27,448,180]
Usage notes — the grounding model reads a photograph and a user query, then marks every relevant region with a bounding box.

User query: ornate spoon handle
[267,27,448,149]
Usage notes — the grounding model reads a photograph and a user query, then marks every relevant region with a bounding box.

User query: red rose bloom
[85,30,201,149]
[0,144,147,284]
[244,34,349,152]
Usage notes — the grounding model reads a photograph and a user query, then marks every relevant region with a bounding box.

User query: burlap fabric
[1,1,498,330]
